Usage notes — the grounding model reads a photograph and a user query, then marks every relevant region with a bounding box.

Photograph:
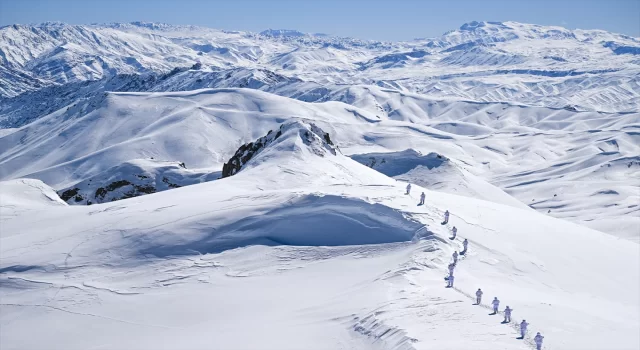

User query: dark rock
[59,188,80,202]
[95,187,107,199]
[95,180,132,199]
[221,122,336,178]
[221,127,281,178]
[134,184,155,194]
[106,180,131,192]
[162,177,181,189]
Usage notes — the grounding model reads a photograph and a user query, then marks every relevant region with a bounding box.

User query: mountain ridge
[1,20,637,112]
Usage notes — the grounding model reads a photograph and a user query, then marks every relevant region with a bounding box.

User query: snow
[1,21,638,112]
[56,159,219,205]
[1,121,637,349]
[0,178,66,212]
[1,87,637,239]
[1,19,639,350]
[350,149,531,209]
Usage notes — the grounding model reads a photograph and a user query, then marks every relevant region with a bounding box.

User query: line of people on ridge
[407,182,545,350]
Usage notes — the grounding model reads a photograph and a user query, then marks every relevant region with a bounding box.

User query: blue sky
[1,0,638,41]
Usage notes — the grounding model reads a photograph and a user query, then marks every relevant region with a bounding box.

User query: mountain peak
[128,21,175,30]
[221,120,336,178]
[459,21,507,31]
[259,29,306,37]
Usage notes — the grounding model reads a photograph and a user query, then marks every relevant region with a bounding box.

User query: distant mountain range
[1,20,638,113]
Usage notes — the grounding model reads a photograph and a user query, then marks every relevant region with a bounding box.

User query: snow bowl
[135,194,427,257]
[350,149,448,177]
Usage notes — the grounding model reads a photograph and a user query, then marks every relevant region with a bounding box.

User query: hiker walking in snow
[534,332,544,350]
[406,183,412,195]
[447,273,454,288]
[503,306,513,322]
[442,210,449,224]
[451,226,458,239]
[419,192,426,205]
[452,251,459,264]
[491,297,500,314]
[520,320,529,338]
[462,238,469,254]
[448,262,455,275]
[475,288,483,305]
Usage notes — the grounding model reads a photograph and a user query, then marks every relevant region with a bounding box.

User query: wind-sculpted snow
[136,194,425,257]
[0,178,66,211]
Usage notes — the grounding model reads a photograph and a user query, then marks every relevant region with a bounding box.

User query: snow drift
[137,194,425,257]
[0,178,66,211]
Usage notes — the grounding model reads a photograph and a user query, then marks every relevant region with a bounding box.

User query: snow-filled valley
[1,20,639,350]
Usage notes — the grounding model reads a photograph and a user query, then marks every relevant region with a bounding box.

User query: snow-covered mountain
[1,118,638,349]
[1,21,639,112]
[1,20,639,350]
[1,87,638,239]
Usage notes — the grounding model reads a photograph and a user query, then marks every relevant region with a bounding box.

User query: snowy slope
[2,87,637,239]
[0,178,66,229]
[350,149,530,210]
[1,121,637,350]
[0,88,381,188]
[0,178,66,211]
[56,159,219,205]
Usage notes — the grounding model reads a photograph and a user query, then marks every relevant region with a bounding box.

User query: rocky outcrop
[222,121,336,178]
[57,159,218,205]
[222,128,283,178]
